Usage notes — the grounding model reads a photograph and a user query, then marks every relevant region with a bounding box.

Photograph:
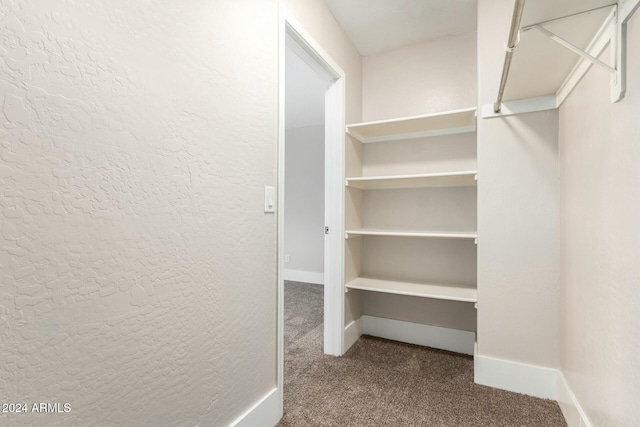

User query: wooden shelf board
[346,107,477,143]
[345,277,477,303]
[346,171,478,190]
[345,229,477,240]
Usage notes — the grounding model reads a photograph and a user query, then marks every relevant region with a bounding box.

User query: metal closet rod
[494,0,526,113]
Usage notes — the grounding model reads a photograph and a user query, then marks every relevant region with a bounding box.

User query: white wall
[476,0,560,369]
[559,14,640,425]
[284,126,325,283]
[0,1,277,425]
[362,32,477,121]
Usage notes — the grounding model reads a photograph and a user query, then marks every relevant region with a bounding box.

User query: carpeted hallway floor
[278,280,566,427]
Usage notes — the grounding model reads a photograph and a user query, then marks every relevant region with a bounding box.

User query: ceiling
[323,0,478,56]
[318,0,619,103]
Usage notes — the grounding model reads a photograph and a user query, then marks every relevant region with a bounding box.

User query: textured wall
[476,0,560,368]
[362,32,477,121]
[284,126,324,276]
[0,0,278,426]
[559,16,640,425]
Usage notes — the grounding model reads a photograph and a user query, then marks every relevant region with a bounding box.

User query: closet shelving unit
[344,107,478,304]
[345,229,477,240]
[346,171,477,190]
[346,277,477,303]
[488,1,628,116]
[346,107,477,143]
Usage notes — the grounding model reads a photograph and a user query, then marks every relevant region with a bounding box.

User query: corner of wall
[474,352,559,400]
[557,373,592,427]
[344,316,364,352]
[229,388,281,427]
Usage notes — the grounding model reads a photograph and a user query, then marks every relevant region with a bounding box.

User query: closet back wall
[358,31,478,332]
[362,32,477,121]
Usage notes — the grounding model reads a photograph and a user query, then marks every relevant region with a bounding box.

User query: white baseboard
[557,372,592,427]
[283,269,323,285]
[229,387,281,427]
[344,317,363,353]
[474,351,558,400]
[355,315,475,355]
[344,317,586,427]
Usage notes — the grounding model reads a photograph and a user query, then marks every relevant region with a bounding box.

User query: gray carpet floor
[279,280,567,427]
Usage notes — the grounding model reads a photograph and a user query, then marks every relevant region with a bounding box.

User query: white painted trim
[557,372,592,427]
[362,315,475,355]
[557,7,616,106]
[474,352,559,400]
[283,269,324,285]
[285,34,334,86]
[323,76,346,357]
[278,6,346,378]
[344,317,364,353]
[276,6,286,420]
[229,388,280,427]
[481,95,557,119]
[280,9,343,80]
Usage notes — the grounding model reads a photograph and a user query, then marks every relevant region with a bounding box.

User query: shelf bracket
[531,25,616,75]
[474,237,478,245]
[489,3,635,114]
[611,0,640,102]
[527,1,634,104]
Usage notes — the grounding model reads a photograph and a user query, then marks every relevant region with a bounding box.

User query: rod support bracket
[532,25,616,75]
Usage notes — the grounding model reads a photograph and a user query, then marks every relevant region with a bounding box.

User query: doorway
[283,40,326,288]
[277,7,346,409]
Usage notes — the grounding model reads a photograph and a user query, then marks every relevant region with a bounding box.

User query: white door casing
[277,4,346,417]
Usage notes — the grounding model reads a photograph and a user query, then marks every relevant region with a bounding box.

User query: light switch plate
[264,186,275,213]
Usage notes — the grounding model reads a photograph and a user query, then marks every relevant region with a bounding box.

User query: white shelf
[345,277,477,303]
[489,2,619,111]
[345,229,477,240]
[346,171,477,190]
[346,107,477,143]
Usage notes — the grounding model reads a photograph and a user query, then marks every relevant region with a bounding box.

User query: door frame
[277,4,346,412]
